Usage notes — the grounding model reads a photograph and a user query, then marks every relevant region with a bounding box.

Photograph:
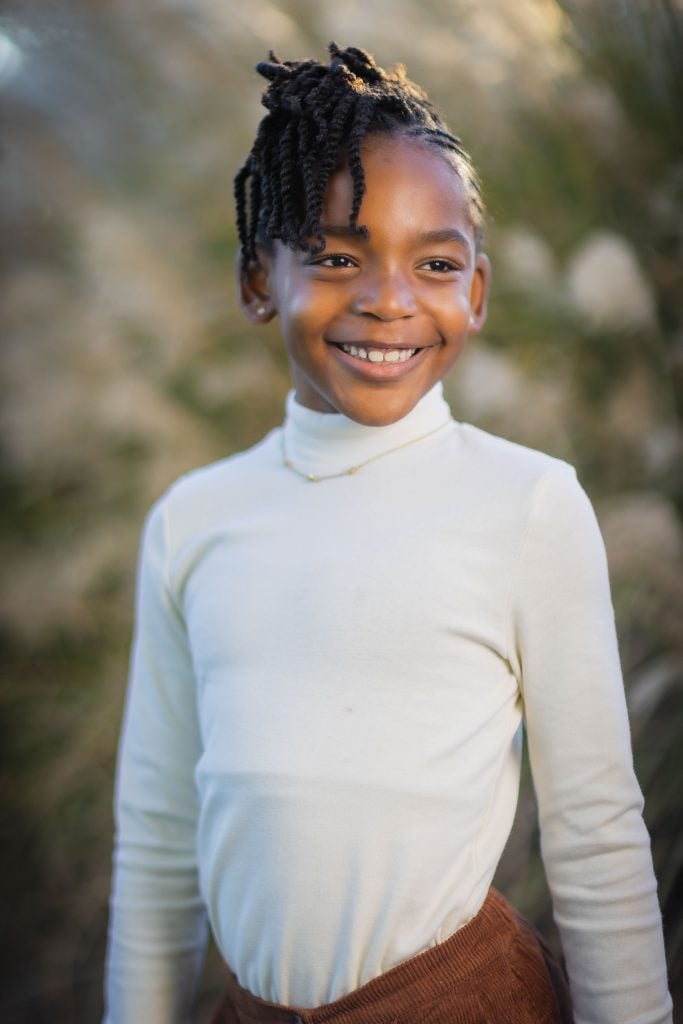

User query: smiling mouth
[335,343,422,363]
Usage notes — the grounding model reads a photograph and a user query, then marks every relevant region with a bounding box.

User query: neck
[281,384,453,481]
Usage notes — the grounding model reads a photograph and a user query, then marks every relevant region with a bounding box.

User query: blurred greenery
[1,1,681,1020]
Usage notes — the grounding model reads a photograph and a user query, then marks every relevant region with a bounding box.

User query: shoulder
[452,422,581,507]
[151,427,282,542]
[455,426,608,580]
[456,421,571,477]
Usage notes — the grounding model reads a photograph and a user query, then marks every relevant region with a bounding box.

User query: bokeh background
[1,0,682,1020]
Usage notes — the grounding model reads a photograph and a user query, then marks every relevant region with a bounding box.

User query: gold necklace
[281,418,452,482]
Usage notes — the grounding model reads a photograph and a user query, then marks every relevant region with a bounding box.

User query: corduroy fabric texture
[209,889,574,1024]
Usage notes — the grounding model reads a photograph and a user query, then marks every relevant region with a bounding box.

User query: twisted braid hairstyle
[235,43,485,271]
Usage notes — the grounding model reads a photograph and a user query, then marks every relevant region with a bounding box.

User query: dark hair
[234,43,485,270]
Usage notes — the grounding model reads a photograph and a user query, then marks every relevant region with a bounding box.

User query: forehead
[323,133,473,240]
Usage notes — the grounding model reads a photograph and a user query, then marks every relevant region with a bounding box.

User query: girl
[104,44,673,1024]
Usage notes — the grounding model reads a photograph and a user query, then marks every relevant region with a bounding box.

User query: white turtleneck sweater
[105,383,672,1024]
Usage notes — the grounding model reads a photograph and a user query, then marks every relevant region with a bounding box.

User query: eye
[419,258,460,273]
[310,254,357,269]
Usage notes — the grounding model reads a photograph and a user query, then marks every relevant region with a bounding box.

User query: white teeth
[340,344,417,363]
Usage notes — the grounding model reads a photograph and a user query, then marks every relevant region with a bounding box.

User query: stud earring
[256,305,266,317]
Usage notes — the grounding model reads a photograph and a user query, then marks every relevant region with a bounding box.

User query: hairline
[253,126,485,263]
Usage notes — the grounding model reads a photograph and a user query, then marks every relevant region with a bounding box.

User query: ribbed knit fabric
[209,889,573,1024]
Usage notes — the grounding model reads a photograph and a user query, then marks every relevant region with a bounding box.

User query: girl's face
[242,133,490,426]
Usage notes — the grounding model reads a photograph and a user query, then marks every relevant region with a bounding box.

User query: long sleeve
[508,467,672,1024]
[104,499,208,1024]
[99,389,673,1013]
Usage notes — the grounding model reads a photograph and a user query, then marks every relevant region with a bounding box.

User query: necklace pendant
[346,466,359,475]
[307,473,320,483]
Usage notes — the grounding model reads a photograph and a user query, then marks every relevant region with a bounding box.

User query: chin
[338,389,424,427]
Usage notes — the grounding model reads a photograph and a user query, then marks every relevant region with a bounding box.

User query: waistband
[212,888,572,1024]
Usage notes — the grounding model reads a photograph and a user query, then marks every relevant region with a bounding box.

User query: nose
[350,265,418,321]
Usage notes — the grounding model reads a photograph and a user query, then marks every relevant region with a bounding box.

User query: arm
[104,499,208,1024]
[509,467,672,1024]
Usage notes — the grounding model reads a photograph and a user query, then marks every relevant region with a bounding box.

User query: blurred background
[1,0,682,1020]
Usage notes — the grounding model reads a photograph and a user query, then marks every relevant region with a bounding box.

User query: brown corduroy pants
[209,889,574,1024]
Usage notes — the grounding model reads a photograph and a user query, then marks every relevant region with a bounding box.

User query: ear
[236,246,277,324]
[467,253,491,334]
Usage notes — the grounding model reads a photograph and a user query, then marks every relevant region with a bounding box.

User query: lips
[327,339,436,381]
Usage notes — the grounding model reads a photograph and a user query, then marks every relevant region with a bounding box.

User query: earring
[256,305,266,317]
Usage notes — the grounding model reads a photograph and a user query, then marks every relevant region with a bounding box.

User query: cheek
[443,289,472,318]
[437,293,474,336]
[282,289,342,351]
[279,281,324,328]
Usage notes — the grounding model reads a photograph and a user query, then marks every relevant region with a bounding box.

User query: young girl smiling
[104,44,672,1024]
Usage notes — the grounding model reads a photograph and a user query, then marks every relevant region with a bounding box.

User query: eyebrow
[319,224,472,251]
[414,228,471,250]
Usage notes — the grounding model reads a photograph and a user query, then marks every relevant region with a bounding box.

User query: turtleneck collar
[281,383,453,480]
